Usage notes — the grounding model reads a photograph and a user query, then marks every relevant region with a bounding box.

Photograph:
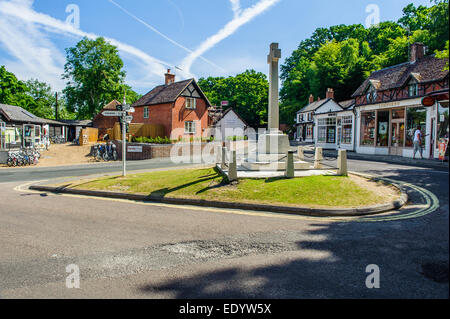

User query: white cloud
[180,0,280,74]
[0,0,184,91]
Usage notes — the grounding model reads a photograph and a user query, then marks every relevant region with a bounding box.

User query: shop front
[356,98,438,158]
[316,112,355,151]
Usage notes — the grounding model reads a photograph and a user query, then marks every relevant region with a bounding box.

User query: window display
[406,107,426,147]
[360,112,375,146]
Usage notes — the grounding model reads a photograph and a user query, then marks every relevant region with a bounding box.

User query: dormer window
[366,89,377,103]
[408,83,419,97]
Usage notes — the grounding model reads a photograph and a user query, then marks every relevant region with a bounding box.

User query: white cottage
[314,99,356,151]
[211,108,249,141]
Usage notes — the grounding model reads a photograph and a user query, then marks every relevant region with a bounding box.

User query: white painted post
[228,150,238,182]
[338,149,348,176]
[285,151,295,178]
[297,146,304,161]
[122,113,126,177]
[216,145,222,164]
[221,147,227,170]
[314,147,323,169]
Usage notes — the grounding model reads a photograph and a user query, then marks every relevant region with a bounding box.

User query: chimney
[326,88,334,100]
[165,69,175,85]
[410,43,425,63]
[309,94,314,104]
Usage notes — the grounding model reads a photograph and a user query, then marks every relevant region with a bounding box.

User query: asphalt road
[0,158,448,299]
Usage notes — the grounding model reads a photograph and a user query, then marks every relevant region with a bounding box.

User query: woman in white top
[413,125,423,159]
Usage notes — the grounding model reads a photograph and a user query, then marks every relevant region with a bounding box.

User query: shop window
[406,107,427,147]
[377,111,389,147]
[318,126,327,143]
[327,126,336,144]
[360,112,376,146]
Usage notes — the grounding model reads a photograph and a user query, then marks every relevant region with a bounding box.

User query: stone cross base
[258,131,290,155]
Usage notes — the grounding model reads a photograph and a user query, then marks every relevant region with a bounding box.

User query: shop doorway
[390,119,405,156]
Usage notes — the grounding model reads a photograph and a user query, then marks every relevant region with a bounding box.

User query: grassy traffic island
[61,167,401,209]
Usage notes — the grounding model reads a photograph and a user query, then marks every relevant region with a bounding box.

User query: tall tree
[62,37,139,119]
[198,70,269,128]
[0,65,32,108]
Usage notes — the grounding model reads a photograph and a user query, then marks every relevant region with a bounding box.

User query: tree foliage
[280,0,449,125]
[198,70,269,128]
[62,37,140,120]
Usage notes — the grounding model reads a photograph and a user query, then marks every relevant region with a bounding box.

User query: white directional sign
[128,107,135,113]
[123,104,132,111]
[125,115,133,122]
[102,111,123,117]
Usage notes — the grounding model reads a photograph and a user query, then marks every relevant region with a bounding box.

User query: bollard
[228,150,238,182]
[338,149,348,176]
[314,147,323,169]
[221,147,227,170]
[297,146,304,161]
[285,151,295,178]
[216,145,222,164]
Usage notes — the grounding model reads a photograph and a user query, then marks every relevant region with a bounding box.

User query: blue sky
[0,0,431,94]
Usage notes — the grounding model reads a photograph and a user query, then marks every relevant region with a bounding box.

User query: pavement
[0,157,448,299]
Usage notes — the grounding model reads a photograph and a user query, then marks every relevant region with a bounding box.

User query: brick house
[131,70,212,140]
[92,100,121,138]
[352,43,449,159]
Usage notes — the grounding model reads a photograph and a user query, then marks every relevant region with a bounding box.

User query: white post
[228,150,238,182]
[338,149,348,176]
[314,147,323,169]
[285,151,295,178]
[221,147,227,170]
[122,113,126,177]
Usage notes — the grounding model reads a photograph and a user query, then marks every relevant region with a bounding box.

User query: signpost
[221,101,229,107]
[102,99,131,176]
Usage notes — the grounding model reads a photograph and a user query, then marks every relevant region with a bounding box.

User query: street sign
[103,111,123,117]
[125,115,133,122]
[123,104,132,111]
[221,101,229,107]
[128,107,135,113]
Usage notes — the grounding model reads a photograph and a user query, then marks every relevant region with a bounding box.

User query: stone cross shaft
[267,43,281,132]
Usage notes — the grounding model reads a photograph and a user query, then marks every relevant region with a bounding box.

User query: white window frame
[408,83,419,97]
[186,98,197,110]
[144,107,149,119]
[184,121,196,134]
[0,121,5,150]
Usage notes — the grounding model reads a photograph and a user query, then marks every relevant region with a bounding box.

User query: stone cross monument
[261,43,289,155]
[268,43,281,131]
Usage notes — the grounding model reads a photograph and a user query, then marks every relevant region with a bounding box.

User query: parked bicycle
[92,142,118,162]
[50,136,66,144]
[6,147,40,167]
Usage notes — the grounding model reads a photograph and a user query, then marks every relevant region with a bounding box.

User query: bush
[131,136,172,144]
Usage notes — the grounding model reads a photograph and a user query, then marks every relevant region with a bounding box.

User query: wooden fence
[109,123,165,141]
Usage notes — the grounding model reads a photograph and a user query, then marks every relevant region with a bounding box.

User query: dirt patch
[37,143,96,167]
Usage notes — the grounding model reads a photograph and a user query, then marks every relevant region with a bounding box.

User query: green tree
[436,40,450,70]
[62,37,139,120]
[0,65,32,108]
[24,79,57,119]
[198,70,269,128]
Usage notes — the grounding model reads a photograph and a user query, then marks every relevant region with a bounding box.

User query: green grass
[70,167,397,208]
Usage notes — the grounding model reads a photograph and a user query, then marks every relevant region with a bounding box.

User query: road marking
[13,175,440,223]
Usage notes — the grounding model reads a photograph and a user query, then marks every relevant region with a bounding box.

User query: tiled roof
[103,100,121,110]
[58,120,92,126]
[297,99,330,113]
[132,79,194,107]
[352,55,449,97]
[0,103,47,124]
[338,99,355,109]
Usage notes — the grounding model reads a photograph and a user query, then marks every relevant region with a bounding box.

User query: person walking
[413,125,424,159]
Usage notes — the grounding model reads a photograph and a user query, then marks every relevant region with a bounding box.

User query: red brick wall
[133,103,173,138]
[132,97,210,140]
[171,97,209,140]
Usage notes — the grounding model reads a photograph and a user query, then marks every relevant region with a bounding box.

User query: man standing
[413,125,423,159]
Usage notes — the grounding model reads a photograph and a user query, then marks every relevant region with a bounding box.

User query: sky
[0,0,432,95]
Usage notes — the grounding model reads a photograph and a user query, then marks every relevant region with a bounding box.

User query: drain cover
[421,262,449,283]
